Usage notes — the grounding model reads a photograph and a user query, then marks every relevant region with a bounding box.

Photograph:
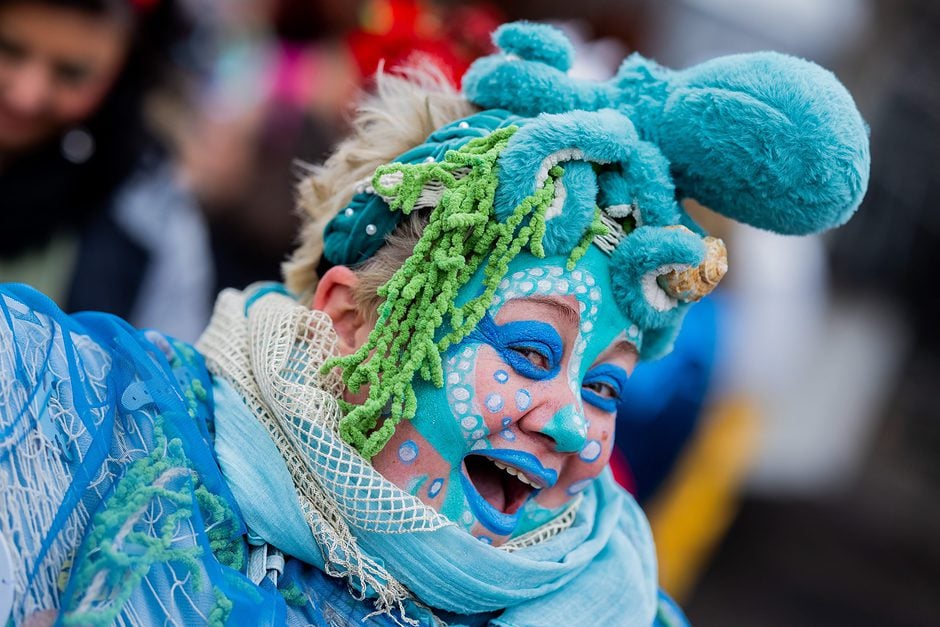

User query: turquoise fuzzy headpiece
[320,21,870,458]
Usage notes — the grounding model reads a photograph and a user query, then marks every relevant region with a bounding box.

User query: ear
[311,266,373,356]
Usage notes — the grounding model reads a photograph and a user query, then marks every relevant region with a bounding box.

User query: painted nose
[536,402,589,453]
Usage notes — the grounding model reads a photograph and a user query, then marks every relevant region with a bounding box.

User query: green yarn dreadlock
[322,126,566,459]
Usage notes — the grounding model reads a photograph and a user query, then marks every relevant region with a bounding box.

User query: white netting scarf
[196,287,579,616]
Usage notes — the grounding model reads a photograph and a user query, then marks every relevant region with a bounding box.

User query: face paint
[371,246,637,545]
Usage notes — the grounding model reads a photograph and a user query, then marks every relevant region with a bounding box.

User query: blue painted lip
[459,449,559,536]
[459,471,520,536]
[473,449,558,489]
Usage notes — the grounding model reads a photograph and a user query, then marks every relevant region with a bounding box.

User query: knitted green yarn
[322,126,564,459]
[567,206,609,270]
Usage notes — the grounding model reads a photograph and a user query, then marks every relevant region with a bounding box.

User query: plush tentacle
[615,52,870,235]
[463,22,614,116]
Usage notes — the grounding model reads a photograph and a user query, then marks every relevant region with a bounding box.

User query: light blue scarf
[213,378,658,626]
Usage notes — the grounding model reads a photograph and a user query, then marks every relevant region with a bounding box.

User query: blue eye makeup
[469,314,563,380]
[581,364,629,413]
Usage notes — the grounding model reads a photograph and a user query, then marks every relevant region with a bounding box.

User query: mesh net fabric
[501,494,583,553]
[196,287,580,611]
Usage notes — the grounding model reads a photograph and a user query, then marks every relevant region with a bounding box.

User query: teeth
[492,460,541,489]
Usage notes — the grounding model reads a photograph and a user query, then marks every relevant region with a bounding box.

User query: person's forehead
[485,248,633,351]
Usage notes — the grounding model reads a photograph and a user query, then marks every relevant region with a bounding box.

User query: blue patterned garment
[0,284,411,626]
[0,283,684,626]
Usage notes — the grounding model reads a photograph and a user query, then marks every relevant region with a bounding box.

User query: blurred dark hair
[0,0,190,257]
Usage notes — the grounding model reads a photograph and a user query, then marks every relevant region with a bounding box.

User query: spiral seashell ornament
[659,234,728,302]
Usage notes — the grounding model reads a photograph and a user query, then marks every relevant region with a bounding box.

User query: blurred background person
[0,0,213,341]
[173,0,502,296]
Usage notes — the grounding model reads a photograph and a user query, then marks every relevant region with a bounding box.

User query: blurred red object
[610,446,638,496]
[347,0,502,85]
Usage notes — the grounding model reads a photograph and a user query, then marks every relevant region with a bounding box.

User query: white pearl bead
[365,224,377,235]
[458,121,470,129]
[344,207,354,217]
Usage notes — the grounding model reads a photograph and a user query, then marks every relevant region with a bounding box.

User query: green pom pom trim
[322,126,565,459]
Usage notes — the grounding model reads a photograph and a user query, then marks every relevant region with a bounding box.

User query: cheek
[536,411,615,508]
[471,346,536,439]
[370,420,451,505]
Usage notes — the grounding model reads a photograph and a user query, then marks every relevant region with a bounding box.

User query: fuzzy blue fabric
[595,142,685,229]
[640,52,870,235]
[321,21,869,361]
[463,23,615,117]
[608,225,705,354]
[541,160,599,257]
[464,24,870,236]
[493,109,638,221]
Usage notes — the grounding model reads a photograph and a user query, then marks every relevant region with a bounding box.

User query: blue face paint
[427,478,444,498]
[484,393,504,413]
[567,478,594,496]
[400,248,637,542]
[579,439,602,463]
[407,475,428,495]
[581,363,629,413]
[469,315,563,381]
[398,440,419,464]
[458,471,520,535]
[473,448,558,488]
[459,449,559,535]
[513,498,568,537]
[541,404,589,453]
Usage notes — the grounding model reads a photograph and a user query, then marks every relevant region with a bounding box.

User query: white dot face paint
[398,440,419,464]
[371,248,638,545]
[579,440,602,463]
[485,393,504,413]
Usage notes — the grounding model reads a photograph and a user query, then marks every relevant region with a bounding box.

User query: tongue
[466,456,507,512]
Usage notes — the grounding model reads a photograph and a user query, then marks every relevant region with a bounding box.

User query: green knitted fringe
[567,206,609,271]
[322,126,565,459]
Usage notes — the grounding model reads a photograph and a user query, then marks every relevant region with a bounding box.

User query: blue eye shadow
[581,364,629,413]
[469,313,563,381]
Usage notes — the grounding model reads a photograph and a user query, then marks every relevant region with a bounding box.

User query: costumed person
[0,22,869,626]
[0,0,212,341]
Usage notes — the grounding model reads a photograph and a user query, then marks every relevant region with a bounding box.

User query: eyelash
[583,380,618,399]
[511,346,550,370]
[581,366,629,413]
[503,341,559,381]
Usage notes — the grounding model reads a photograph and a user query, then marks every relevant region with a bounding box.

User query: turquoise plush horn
[464,22,870,236]
[615,53,870,235]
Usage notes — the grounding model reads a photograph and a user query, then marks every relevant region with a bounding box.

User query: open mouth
[465,455,538,515]
[460,450,559,536]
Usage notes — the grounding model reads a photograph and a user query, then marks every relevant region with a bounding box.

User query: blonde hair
[283,65,478,309]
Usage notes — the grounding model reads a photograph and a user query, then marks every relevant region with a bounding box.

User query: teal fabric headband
[321,110,521,270]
